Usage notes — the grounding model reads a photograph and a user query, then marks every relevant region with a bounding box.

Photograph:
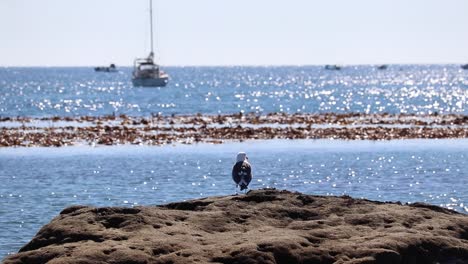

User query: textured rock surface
[4,189,468,263]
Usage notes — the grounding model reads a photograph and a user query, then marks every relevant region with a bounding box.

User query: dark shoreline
[4,189,468,264]
[1,113,467,147]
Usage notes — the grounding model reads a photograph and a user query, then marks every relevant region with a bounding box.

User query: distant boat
[94,64,117,72]
[377,65,388,70]
[132,0,168,87]
[325,65,342,70]
[461,64,468,70]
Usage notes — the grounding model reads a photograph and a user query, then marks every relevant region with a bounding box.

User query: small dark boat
[377,65,388,70]
[94,64,117,72]
[461,64,468,70]
[325,65,341,70]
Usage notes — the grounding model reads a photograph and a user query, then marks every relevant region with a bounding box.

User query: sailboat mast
[149,0,154,56]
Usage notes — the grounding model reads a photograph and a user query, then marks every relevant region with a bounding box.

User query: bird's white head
[236,152,247,162]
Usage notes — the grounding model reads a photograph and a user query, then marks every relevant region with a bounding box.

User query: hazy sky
[1,0,468,66]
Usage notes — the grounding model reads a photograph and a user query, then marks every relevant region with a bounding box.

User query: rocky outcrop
[4,189,468,263]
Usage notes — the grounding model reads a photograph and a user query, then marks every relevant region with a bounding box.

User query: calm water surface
[0,65,467,117]
[1,139,467,258]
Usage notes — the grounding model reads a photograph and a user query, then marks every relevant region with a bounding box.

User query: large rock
[4,189,468,263]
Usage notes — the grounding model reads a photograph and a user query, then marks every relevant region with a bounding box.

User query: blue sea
[0,65,467,259]
[1,65,467,117]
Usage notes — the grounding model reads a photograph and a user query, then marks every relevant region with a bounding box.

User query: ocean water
[0,65,467,117]
[1,66,468,259]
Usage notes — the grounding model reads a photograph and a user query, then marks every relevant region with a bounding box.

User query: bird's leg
[235,184,238,195]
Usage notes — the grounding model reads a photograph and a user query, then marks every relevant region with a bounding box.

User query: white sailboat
[132,0,168,87]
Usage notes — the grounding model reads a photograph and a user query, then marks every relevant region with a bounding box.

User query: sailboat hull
[132,76,169,87]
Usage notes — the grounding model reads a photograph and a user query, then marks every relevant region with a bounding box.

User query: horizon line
[1,62,468,68]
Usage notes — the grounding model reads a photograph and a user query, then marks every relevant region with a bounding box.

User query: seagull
[232,152,252,193]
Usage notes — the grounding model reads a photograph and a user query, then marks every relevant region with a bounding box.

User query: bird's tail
[239,178,249,191]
